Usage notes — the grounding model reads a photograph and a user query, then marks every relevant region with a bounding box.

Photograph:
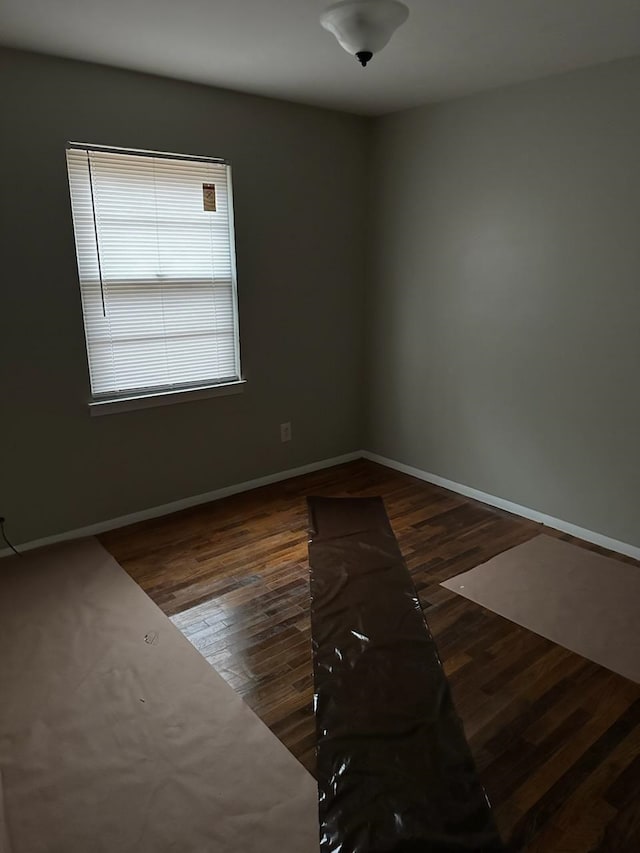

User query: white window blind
[66,145,241,400]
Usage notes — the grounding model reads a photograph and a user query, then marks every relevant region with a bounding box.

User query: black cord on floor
[0,518,21,557]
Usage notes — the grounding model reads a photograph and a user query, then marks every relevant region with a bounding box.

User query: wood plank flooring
[100,458,640,852]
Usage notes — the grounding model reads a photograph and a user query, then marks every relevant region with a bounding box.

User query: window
[66,144,242,413]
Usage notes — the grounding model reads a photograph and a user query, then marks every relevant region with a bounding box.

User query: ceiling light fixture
[320,0,409,68]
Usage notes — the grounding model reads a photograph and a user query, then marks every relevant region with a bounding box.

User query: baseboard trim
[5,449,638,563]
[0,451,362,558]
[362,450,640,561]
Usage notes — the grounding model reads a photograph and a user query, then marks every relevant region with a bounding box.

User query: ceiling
[2,0,640,115]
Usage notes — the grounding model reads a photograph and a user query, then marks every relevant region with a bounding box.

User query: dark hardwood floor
[100,458,640,852]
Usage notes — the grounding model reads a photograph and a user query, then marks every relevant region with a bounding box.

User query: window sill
[88,380,246,416]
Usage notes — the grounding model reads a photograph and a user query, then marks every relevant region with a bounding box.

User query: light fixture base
[356,50,373,67]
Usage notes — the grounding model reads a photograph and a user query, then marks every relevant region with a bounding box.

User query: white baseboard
[5,449,638,563]
[361,450,640,561]
[0,451,362,558]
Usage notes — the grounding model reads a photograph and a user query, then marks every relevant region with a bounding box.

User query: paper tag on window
[203,183,217,211]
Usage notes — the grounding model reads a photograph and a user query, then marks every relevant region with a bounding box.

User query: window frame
[66,142,245,415]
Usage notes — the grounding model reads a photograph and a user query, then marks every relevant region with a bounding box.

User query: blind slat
[66,147,240,396]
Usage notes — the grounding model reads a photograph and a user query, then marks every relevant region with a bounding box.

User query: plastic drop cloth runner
[307,496,504,853]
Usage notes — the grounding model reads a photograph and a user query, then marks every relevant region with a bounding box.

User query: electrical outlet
[280,422,292,442]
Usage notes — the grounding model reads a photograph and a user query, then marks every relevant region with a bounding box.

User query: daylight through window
[66,145,241,402]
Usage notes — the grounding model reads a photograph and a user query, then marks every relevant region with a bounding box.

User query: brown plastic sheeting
[307,496,504,853]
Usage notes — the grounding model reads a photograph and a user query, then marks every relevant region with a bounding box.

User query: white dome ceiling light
[320,0,410,67]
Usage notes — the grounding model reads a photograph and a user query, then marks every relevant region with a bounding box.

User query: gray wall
[3,47,639,550]
[0,48,369,544]
[368,57,640,548]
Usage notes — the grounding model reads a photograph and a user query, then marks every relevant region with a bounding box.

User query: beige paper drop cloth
[0,538,318,853]
[442,534,640,684]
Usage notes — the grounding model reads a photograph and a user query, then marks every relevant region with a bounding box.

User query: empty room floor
[101,458,640,851]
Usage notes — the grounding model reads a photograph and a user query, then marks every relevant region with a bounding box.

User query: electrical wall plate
[280,422,292,442]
